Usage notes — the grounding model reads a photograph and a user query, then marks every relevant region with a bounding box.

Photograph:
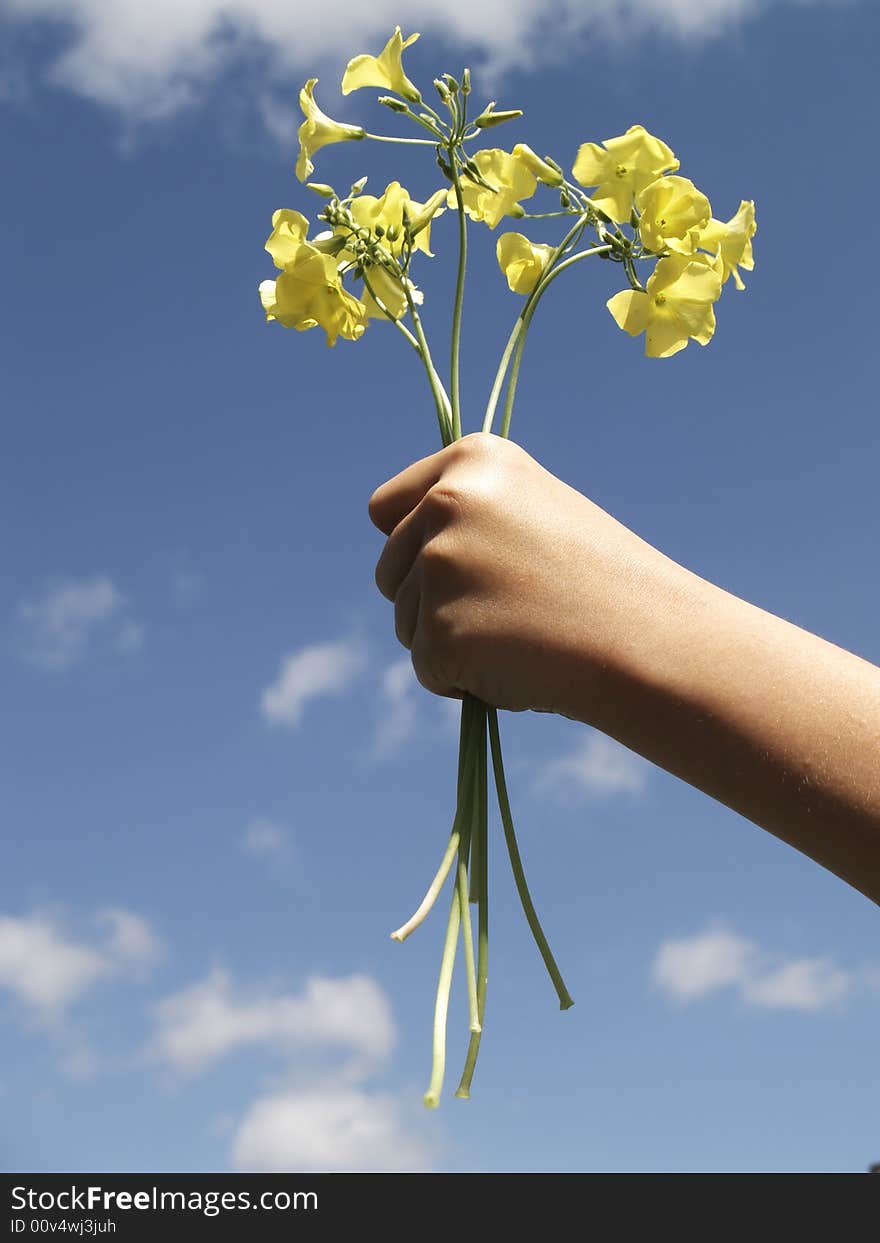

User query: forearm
[572,549,880,904]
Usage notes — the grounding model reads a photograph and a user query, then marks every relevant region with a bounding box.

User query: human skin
[369,433,880,906]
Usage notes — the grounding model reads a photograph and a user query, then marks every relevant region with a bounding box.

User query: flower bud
[311,233,348,256]
[406,188,448,237]
[474,108,523,129]
[433,78,452,104]
[378,95,409,114]
[461,67,471,95]
[512,143,562,186]
[305,182,335,198]
[349,175,368,196]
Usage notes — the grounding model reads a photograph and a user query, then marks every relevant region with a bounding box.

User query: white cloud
[0,913,108,1016]
[652,926,756,1003]
[230,1086,432,1172]
[651,924,861,1012]
[240,818,291,861]
[0,0,848,124]
[535,732,648,799]
[260,637,365,727]
[151,968,395,1074]
[96,907,163,969]
[0,907,160,1019]
[369,658,419,760]
[18,574,127,669]
[740,958,851,1011]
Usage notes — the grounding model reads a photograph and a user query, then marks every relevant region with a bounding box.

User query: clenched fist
[368,432,687,721]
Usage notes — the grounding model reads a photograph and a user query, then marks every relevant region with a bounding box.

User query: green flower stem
[390,829,459,944]
[447,156,468,439]
[519,210,582,219]
[423,879,461,1109]
[467,723,481,905]
[456,704,484,1034]
[481,314,525,436]
[390,695,480,942]
[364,132,440,146]
[488,708,574,1011]
[482,214,593,435]
[414,99,448,131]
[455,711,489,1098]
[403,283,454,446]
[498,243,611,439]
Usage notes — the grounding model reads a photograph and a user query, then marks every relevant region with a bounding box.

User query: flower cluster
[261,32,756,361]
[258,26,758,1109]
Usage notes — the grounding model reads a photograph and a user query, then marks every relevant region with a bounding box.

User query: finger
[393,566,421,650]
[374,495,431,602]
[368,442,457,535]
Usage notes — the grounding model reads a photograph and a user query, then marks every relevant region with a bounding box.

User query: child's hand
[369,432,684,720]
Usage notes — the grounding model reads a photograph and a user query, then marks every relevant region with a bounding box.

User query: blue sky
[2,0,879,1173]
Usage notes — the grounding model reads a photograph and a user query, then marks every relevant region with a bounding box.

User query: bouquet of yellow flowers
[258,27,756,1107]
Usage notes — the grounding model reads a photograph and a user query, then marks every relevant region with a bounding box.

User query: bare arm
[369,433,880,904]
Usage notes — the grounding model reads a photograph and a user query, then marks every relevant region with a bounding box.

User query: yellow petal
[571,142,609,189]
[296,79,364,183]
[513,143,563,187]
[341,27,421,102]
[496,231,554,294]
[455,149,537,228]
[607,289,651,337]
[265,209,310,269]
[644,308,690,358]
[362,265,408,320]
[637,176,711,254]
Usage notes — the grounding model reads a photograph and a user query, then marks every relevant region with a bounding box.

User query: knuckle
[419,534,454,572]
[423,482,462,514]
[456,431,498,460]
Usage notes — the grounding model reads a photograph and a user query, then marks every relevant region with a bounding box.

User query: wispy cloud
[95,907,162,971]
[260,636,366,727]
[369,658,420,761]
[0,907,161,1021]
[0,1,847,125]
[651,923,872,1013]
[115,619,146,654]
[230,1085,432,1172]
[240,818,292,862]
[17,574,138,670]
[150,968,395,1075]
[535,732,648,799]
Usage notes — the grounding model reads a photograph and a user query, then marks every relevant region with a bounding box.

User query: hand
[368,432,683,719]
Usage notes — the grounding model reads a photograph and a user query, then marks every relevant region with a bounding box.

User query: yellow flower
[360,265,422,321]
[572,124,679,222]
[512,143,563,187]
[698,199,757,290]
[341,27,421,103]
[451,149,537,229]
[496,232,555,294]
[607,252,723,358]
[347,182,445,257]
[637,175,711,255]
[264,209,310,268]
[259,244,368,346]
[296,78,364,183]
